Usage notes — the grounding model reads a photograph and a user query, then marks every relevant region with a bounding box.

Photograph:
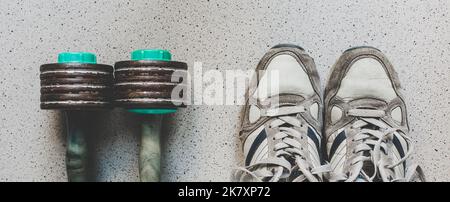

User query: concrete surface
[0,0,448,181]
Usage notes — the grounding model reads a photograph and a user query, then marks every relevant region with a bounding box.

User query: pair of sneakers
[234,44,425,182]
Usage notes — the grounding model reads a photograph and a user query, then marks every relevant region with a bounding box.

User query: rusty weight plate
[40,63,114,110]
[114,60,188,109]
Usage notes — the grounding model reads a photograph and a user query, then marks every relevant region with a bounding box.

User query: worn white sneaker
[324,46,425,182]
[234,44,329,182]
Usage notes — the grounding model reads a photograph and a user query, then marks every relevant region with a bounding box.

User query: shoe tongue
[358,151,385,182]
[361,151,376,179]
[362,124,380,131]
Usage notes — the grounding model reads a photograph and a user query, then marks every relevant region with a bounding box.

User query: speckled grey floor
[0,0,448,182]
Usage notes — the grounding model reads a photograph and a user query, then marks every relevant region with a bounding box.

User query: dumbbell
[40,52,113,182]
[114,49,187,182]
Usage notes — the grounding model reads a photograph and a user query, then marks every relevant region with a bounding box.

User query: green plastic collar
[129,109,177,115]
[128,49,177,115]
[58,52,97,64]
[131,49,171,61]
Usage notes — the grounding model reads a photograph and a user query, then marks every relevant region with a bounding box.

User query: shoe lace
[329,108,425,182]
[234,105,330,182]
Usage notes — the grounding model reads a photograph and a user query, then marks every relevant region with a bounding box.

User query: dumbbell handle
[65,111,89,182]
[139,115,163,182]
